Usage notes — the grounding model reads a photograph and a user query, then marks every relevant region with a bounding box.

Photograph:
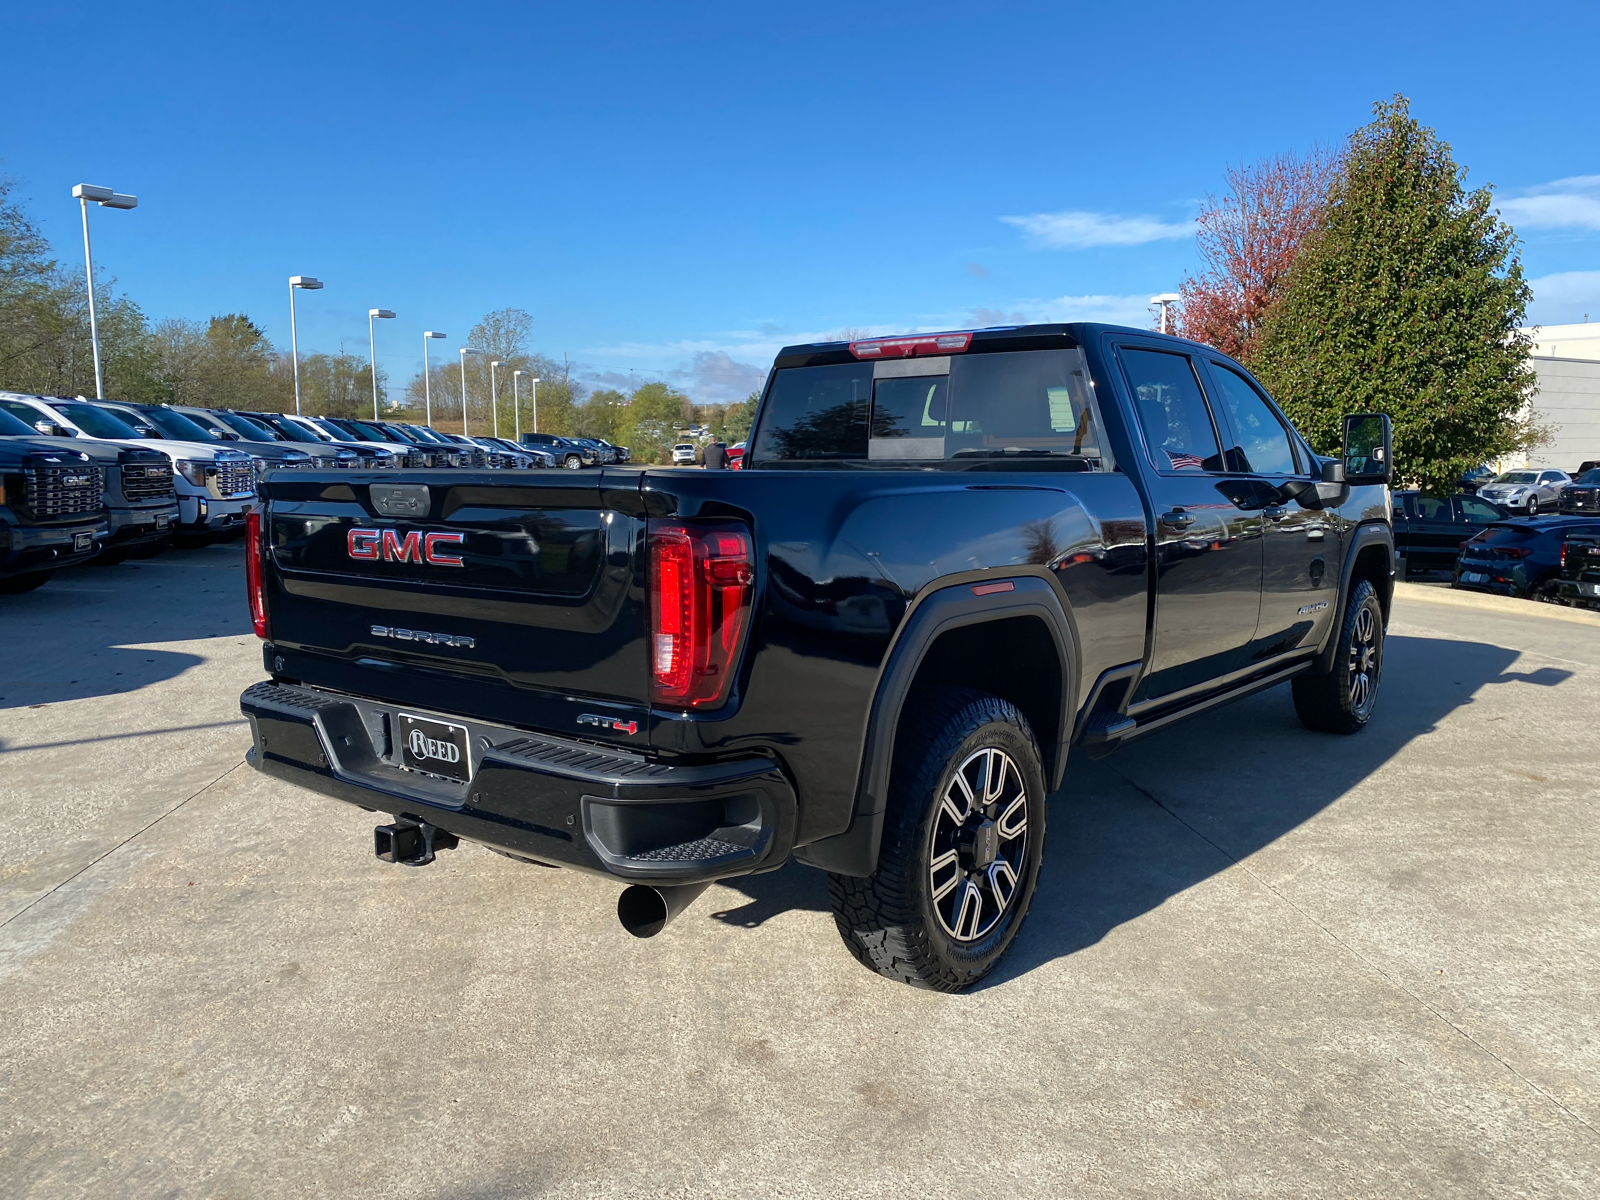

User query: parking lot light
[288,276,325,416]
[512,370,526,440]
[422,331,447,427]
[531,377,541,433]
[72,183,139,399]
[368,309,396,421]
[459,347,481,437]
[1150,292,1180,335]
[490,361,505,439]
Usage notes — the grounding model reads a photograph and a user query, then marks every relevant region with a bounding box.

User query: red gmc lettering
[424,531,466,567]
[381,529,423,563]
[348,527,380,560]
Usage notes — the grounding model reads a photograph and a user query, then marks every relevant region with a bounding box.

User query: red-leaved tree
[1178,150,1337,362]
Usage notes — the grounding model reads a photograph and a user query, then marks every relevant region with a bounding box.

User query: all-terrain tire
[1292,579,1384,734]
[829,687,1047,991]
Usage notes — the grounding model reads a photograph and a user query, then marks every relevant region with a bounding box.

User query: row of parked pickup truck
[0,389,621,593]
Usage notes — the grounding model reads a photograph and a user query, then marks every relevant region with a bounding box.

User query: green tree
[720,393,759,444]
[1252,97,1537,494]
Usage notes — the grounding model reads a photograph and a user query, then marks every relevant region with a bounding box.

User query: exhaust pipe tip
[617,881,712,938]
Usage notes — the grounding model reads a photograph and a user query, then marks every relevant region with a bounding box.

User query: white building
[1510,322,1600,471]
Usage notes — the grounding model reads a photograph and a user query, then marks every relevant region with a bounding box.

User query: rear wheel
[1527,497,1540,515]
[0,570,53,595]
[829,687,1047,992]
[1529,576,1561,603]
[1292,579,1384,734]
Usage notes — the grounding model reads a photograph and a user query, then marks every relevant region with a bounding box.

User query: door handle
[1159,509,1195,530]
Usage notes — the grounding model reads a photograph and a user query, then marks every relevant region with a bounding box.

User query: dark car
[0,431,108,593]
[1454,516,1600,601]
[241,322,1397,991]
[1558,467,1600,514]
[1557,530,1600,610]
[520,431,597,469]
[1392,491,1508,575]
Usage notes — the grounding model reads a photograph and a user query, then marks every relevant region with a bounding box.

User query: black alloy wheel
[829,687,1047,992]
[1292,578,1385,734]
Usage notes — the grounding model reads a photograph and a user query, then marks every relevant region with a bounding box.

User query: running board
[1099,662,1312,752]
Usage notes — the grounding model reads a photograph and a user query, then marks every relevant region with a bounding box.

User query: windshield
[0,407,38,436]
[269,419,325,444]
[1578,469,1600,485]
[338,420,388,442]
[125,406,216,441]
[1493,472,1538,484]
[63,404,143,439]
[214,411,281,441]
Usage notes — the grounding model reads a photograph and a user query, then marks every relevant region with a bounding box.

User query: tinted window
[872,375,948,439]
[1479,526,1537,545]
[123,406,215,442]
[1579,469,1600,485]
[1457,497,1501,524]
[751,362,871,464]
[945,349,1107,466]
[1539,472,1562,483]
[60,404,142,439]
[1119,349,1222,472]
[214,411,280,441]
[0,406,37,436]
[1415,496,1450,521]
[1206,363,1299,475]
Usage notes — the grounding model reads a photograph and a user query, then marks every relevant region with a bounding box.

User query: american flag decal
[1166,451,1205,470]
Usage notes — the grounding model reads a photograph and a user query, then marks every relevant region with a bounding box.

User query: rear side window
[1119,348,1222,472]
[1206,362,1300,475]
[1415,496,1450,521]
[750,363,872,463]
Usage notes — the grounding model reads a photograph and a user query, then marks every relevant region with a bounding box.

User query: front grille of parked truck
[23,461,104,518]
[119,457,176,501]
[210,459,257,498]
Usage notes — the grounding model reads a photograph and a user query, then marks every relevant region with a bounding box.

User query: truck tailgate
[261,471,648,744]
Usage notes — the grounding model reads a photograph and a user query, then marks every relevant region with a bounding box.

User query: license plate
[1582,582,1600,597]
[1461,571,1487,584]
[397,713,471,782]
[74,532,93,551]
[156,514,170,530]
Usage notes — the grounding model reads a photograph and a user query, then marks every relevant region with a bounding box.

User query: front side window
[1119,348,1222,472]
[1206,362,1300,475]
[1414,496,1450,521]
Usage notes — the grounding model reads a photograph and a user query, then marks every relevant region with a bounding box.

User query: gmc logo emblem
[347,527,465,567]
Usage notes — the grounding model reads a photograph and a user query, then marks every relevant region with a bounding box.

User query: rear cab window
[748,347,1111,471]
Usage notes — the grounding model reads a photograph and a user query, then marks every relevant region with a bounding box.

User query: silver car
[1477,469,1571,515]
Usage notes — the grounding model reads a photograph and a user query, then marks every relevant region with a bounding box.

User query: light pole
[512,369,525,440]
[421,331,447,426]
[1150,292,1180,336]
[367,308,396,420]
[288,276,324,415]
[489,361,504,438]
[71,184,137,399]
[530,377,541,433]
[459,347,480,436]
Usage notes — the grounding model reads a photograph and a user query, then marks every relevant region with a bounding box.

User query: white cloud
[1001,209,1192,249]
[971,293,1157,327]
[1527,270,1600,324]
[1498,176,1600,231]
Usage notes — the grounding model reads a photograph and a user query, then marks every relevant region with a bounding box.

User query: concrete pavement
[1,546,1597,1197]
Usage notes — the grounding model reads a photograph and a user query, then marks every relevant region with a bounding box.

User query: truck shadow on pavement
[0,548,248,710]
[711,632,1562,990]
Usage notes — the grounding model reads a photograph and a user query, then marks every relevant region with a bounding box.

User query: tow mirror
[1344,413,1392,485]
[34,420,71,437]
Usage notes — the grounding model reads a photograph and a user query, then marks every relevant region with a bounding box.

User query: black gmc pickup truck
[240,323,1395,990]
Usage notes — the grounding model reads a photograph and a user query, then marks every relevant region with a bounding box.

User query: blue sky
[6,1,1599,403]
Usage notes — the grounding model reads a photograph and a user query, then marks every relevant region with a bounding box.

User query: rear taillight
[245,506,269,639]
[1493,546,1534,560]
[1562,543,1571,567]
[649,521,754,709]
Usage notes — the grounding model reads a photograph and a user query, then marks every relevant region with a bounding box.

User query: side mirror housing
[1343,413,1392,485]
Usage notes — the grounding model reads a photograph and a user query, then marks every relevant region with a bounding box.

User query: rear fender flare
[793,572,1078,877]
